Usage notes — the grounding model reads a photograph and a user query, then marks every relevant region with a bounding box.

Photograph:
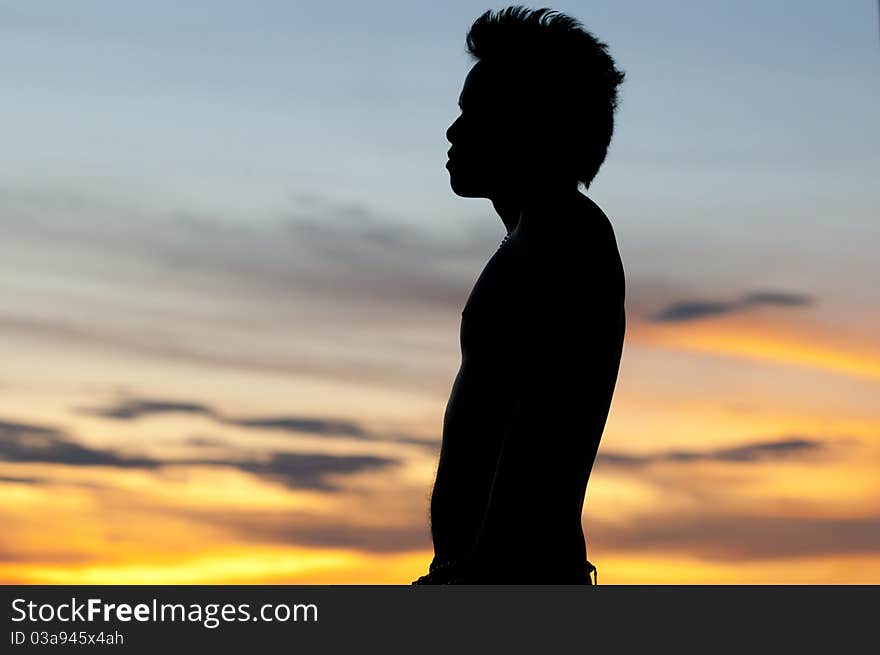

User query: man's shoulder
[521,220,623,300]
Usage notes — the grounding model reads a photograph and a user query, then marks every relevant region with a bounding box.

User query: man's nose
[445,115,461,144]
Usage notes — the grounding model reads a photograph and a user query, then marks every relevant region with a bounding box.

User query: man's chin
[448,173,489,199]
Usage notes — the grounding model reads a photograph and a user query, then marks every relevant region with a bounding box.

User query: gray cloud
[0,475,44,485]
[0,419,64,440]
[184,436,229,448]
[227,416,367,438]
[235,452,397,492]
[650,290,813,323]
[80,397,364,437]
[77,396,437,450]
[591,511,880,561]
[0,543,104,567]
[0,416,401,491]
[739,291,813,306]
[597,436,826,469]
[267,521,431,553]
[0,419,161,469]
[205,510,431,554]
[0,474,105,489]
[81,399,217,420]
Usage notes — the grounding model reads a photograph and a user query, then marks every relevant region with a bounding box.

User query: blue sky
[2,1,878,296]
[3,2,877,205]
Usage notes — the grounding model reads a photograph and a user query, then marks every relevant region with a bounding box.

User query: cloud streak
[77,396,437,449]
[592,511,880,561]
[235,452,395,492]
[0,416,401,491]
[0,419,161,469]
[184,508,432,554]
[650,290,813,323]
[597,436,827,469]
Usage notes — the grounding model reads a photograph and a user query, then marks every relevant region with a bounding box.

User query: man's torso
[429,200,626,574]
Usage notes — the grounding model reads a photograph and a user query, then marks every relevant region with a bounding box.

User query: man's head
[445,6,625,200]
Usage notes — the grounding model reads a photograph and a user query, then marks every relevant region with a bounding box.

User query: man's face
[445,62,527,199]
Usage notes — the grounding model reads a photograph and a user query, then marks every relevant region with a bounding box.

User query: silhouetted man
[413,7,626,584]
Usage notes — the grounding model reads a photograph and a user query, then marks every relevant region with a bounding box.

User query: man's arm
[454,290,622,582]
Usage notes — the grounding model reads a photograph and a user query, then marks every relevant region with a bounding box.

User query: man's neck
[491,186,585,242]
[489,196,521,235]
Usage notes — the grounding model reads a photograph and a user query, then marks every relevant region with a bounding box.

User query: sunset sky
[1,0,879,583]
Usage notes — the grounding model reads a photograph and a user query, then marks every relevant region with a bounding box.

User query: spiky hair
[465,6,625,189]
